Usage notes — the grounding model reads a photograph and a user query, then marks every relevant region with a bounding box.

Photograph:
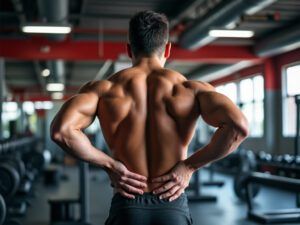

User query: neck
[132,55,165,70]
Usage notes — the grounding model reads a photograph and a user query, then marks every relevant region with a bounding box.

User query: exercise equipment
[187,141,224,202]
[233,149,260,201]
[0,136,43,224]
[202,163,225,187]
[44,165,61,186]
[187,169,218,202]
[0,163,20,199]
[244,172,300,224]
[0,157,25,181]
[0,194,6,225]
[48,162,92,225]
[233,173,259,201]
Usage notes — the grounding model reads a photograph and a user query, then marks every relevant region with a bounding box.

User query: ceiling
[0,0,300,100]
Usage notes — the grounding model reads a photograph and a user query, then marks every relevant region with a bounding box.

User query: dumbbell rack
[0,136,38,225]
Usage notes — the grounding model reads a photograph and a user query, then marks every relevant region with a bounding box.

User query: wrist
[183,159,197,173]
[102,156,115,171]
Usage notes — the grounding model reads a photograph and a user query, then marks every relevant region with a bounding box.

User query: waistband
[109,192,190,214]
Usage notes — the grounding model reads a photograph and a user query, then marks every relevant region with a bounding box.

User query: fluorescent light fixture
[3,102,18,112]
[51,92,64,100]
[23,101,35,115]
[209,29,254,38]
[41,68,50,77]
[246,0,276,15]
[22,24,72,34]
[46,83,65,92]
[35,101,53,110]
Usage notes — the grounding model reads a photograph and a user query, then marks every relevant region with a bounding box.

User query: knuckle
[121,170,127,176]
[172,173,177,179]
[128,187,133,192]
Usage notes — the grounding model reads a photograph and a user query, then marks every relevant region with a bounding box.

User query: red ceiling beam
[11,95,71,102]
[0,38,260,63]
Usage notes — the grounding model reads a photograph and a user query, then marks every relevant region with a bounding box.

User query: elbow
[50,129,62,144]
[238,115,249,139]
[50,126,63,144]
[50,122,70,144]
[231,115,249,142]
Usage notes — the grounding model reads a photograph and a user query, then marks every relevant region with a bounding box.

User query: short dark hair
[129,11,169,57]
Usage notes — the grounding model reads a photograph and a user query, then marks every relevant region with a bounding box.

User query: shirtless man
[51,11,248,225]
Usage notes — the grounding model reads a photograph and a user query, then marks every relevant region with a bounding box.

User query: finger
[169,189,184,202]
[120,182,144,195]
[151,173,174,183]
[152,181,177,195]
[126,171,147,181]
[159,185,181,200]
[118,189,135,199]
[122,177,147,189]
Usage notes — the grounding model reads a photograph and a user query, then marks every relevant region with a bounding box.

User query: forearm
[184,124,247,171]
[51,127,114,169]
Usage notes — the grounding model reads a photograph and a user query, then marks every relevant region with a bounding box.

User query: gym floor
[22,167,296,225]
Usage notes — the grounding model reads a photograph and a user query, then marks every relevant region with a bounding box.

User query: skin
[51,42,249,201]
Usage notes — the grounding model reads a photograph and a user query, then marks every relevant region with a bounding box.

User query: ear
[164,42,171,59]
[127,44,132,58]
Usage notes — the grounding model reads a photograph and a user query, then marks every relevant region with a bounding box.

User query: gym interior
[0,0,300,225]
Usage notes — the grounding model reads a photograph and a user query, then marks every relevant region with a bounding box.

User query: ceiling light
[34,101,53,110]
[22,24,72,34]
[41,68,50,77]
[209,29,254,38]
[46,83,65,92]
[51,92,64,100]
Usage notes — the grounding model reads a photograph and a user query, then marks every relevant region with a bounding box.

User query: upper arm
[196,88,248,134]
[51,81,105,132]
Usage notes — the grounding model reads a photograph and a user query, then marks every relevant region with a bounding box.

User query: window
[216,75,264,137]
[2,102,20,138]
[282,64,300,136]
[240,76,264,137]
[215,82,237,103]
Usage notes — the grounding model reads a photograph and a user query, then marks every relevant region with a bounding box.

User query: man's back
[51,10,248,225]
[97,67,206,191]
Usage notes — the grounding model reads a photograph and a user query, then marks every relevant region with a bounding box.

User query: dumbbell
[295,156,300,167]
[282,154,295,165]
[258,151,272,162]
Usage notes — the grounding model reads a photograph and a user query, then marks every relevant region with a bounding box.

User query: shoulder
[162,68,187,81]
[183,80,215,94]
[78,80,112,96]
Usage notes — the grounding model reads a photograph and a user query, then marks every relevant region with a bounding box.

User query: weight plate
[0,157,26,179]
[233,173,260,201]
[0,164,20,199]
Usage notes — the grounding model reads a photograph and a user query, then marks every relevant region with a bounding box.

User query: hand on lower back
[151,161,194,201]
[105,160,148,199]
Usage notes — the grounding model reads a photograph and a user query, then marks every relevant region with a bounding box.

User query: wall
[208,47,300,155]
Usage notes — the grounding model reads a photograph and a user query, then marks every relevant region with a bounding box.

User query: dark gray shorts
[105,192,193,225]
